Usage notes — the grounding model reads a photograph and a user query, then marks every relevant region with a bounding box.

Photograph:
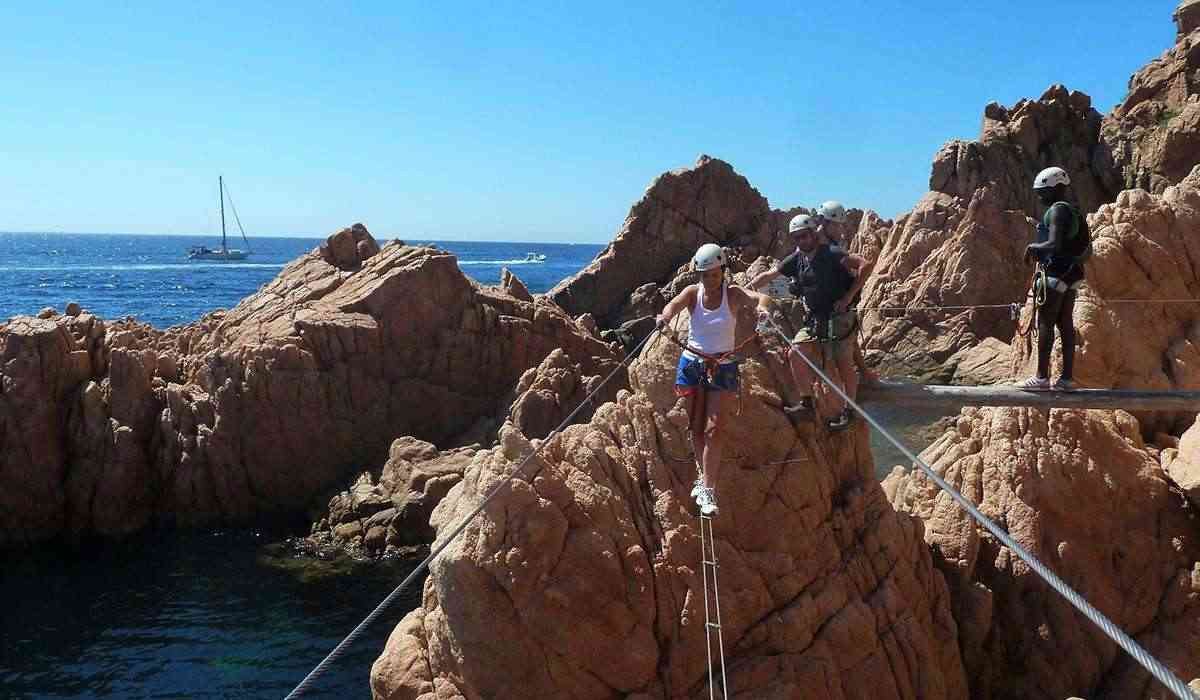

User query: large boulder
[0,225,623,546]
[885,406,1200,700]
[370,307,968,699]
[309,437,477,557]
[549,156,780,328]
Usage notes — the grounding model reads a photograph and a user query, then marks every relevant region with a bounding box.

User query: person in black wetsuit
[1020,166,1092,391]
[750,214,870,431]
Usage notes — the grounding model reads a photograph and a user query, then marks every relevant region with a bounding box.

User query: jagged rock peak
[318,222,381,270]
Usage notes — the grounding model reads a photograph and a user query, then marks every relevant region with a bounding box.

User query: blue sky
[0,2,1181,243]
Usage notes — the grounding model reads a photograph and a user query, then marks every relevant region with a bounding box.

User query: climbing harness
[698,511,729,700]
[284,329,659,699]
[761,315,1200,700]
[658,321,761,419]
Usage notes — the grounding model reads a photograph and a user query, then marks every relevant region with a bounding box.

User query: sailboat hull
[188,249,249,261]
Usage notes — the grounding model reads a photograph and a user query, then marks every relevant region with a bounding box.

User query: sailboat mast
[219,175,227,252]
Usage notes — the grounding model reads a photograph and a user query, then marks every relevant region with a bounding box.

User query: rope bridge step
[858,381,1200,412]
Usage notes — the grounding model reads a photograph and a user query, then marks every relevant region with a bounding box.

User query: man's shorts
[675,355,739,395]
[792,310,858,344]
[1039,285,1079,319]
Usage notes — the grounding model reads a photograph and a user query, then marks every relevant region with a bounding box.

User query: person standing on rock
[1020,166,1092,391]
[749,214,871,431]
[814,200,849,253]
[656,243,773,517]
[814,200,879,386]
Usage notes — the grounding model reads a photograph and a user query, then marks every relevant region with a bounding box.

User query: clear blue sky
[0,2,1181,242]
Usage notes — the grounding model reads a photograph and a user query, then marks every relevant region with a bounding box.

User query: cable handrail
[762,315,1199,700]
[283,331,655,698]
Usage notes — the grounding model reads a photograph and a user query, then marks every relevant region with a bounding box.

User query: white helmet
[1033,166,1070,190]
[692,243,726,272]
[788,214,817,234]
[817,200,848,223]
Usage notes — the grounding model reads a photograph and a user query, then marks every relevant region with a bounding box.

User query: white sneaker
[696,487,719,517]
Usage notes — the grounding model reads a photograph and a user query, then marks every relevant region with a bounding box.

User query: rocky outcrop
[371,310,967,699]
[0,225,623,547]
[549,156,799,328]
[1101,2,1200,194]
[309,438,477,558]
[308,346,625,557]
[859,86,1118,380]
[885,407,1200,700]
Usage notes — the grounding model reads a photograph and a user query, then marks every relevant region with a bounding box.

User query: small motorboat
[524,252,547,263]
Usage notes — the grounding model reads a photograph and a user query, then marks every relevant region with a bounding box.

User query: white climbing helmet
[692,243,726,272]
[1033,166,1070,190]
[788,214,817,234]
[817,200,848,223]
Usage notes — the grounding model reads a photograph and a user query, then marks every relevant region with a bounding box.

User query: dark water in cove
[0,232,948,699]
[1,530,421,699]
[0,232,604,328]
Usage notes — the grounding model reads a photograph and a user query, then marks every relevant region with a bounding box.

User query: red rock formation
[1101,2,1200,194]
[885,406,1200,700]
[859,86,1116,380]
[0,225,622,546]
[311,347,625,557]
[310,437,477,557]
[549,156,787,328]
[370,314,967,699]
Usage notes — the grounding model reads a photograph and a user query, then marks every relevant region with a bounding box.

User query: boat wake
[458,258,547,266]
[0,264,286,272]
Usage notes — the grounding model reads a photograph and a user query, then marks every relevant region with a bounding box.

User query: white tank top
[684,283,735,358]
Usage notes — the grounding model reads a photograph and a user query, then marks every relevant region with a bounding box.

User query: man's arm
[728,285,773,317]
[834,254,870,312]
[747,265,783,291]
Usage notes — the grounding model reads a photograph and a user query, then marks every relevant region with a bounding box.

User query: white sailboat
[188,176,252,261]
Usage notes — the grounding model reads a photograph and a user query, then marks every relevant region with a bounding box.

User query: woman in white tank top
[656,244,773,517]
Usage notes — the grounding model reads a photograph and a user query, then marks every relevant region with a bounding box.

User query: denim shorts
[675,355,739,393]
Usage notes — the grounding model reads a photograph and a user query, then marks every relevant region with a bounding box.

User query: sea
[0,232,949,699]
[0,233,602,327]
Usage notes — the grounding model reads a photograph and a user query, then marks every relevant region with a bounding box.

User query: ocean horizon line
[0,230,610,246]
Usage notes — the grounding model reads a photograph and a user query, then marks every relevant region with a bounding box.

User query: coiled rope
[284,329,658,699]
[764,316,1200,700]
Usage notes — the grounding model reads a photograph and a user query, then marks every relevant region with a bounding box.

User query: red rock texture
[548,156,867,331]
[310,437,477,557]
[0,225,623,546]
[1101,3,1200,194]
[859,86,1116,380]
[370,311,967,699]
[310,347,625,557]
[884,407,1200,700]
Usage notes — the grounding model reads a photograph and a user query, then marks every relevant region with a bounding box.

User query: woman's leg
[701,390,727,490]
[689,386,708,474]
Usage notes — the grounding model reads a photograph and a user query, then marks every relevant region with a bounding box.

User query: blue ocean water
[0,233,603,328]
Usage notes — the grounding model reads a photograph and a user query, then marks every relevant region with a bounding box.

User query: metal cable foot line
[284,329,658,699]
[699,513,729,699]
[764,317,1199,700]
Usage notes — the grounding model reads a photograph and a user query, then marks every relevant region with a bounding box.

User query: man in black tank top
[1020,166,1093,391]
[749,214,870,431]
